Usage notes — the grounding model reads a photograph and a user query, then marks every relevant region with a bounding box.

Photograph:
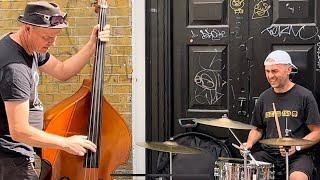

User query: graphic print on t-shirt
[30,53,43,111]
[265,110,298,119]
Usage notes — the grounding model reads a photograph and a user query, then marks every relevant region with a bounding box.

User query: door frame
[144,0,172,175]
[133,0,172,176]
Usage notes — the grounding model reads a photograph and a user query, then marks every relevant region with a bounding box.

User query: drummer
[242,50,320,180]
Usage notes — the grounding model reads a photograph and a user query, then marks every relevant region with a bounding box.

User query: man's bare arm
[245,127,264,149]
[5,100,96,156]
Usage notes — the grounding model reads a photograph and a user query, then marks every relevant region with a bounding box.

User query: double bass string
[85,2,104,179]
[94,1,107,169]
[84,0,107,179]
[92,0,106,169]
[96,0,107,169]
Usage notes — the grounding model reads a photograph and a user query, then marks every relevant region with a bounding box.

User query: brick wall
[0,0,133,177]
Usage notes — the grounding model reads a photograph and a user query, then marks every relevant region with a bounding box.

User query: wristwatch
[295,146,301,151]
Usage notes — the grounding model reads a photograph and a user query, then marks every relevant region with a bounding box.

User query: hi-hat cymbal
[194,118,256,130]
[136,141,202,154]
[260,137,315,146]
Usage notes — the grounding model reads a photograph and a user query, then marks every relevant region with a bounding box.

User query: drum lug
[214,167,220,177]
[241,170,244,180]
[270,164,275,180]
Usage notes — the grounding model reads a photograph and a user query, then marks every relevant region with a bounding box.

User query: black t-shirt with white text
[0,34,50,157]
[251,84,320,154]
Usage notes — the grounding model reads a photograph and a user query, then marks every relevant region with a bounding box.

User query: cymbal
[136,141,202,154]
[260,137,315,146]
[194,118,256,130]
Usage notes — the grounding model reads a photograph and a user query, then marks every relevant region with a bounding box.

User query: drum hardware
[283,117,290,180]
[260,118,315,180]
[137,139,202,180]
[232,143,259,166]
[194,114,258,180]
[228,126,257,180]
[214,157,274,180]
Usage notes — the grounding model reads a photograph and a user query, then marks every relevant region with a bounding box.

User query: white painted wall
[132,0,146,179]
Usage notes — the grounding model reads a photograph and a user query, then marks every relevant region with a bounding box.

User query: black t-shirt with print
[0,34,50,157]
[251,84,320,154]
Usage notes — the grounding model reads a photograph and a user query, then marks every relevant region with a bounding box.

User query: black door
[172,0,250,142]
[146,0,320,176]
[172,0,320,139]
[250,0,320,108]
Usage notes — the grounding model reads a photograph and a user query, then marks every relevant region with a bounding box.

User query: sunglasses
[30,12,67,26]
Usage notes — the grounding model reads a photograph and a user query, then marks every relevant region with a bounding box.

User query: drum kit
[135,116,315,180]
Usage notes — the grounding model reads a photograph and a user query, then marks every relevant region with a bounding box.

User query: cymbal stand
[229,128,258,180]
[169,152,173,180]
[168,138,174,180]
[284,147,289,180]
[284,118,291,180]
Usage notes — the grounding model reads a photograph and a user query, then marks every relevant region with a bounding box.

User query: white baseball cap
[264,50,298,70]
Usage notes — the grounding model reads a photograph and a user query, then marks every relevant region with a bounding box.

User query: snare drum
[214,157,274,180]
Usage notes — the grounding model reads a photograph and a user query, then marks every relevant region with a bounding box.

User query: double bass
[42,0,132,179]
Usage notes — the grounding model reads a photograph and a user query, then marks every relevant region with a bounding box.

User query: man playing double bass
[243,50,320,180]
[0,1,110,179]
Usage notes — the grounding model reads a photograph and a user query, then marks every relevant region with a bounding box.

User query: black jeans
[0,154,38,180]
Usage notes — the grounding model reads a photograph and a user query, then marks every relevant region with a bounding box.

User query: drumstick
[272,102,282,138]
[231,143,240,149]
